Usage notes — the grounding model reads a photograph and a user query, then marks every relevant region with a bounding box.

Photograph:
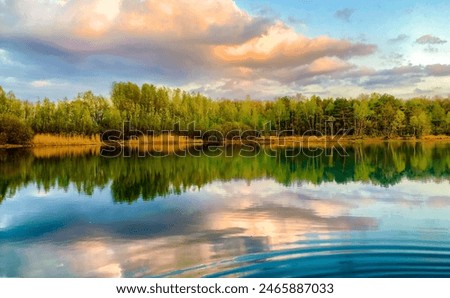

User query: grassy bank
[0,133,204,148]
[1,134,450,149]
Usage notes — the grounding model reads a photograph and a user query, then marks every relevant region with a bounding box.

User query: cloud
[334,8,354,22]
[0,0,381,100]
[287,16,306,26]
[213,22,375,69]
[414,88,431,95]
[0,1,448,100]
[425,64,450,76]
[428,196,450,208]
[381,52,405,65]
[2,0,267,48]
[416,34,447,45]
[380,64,450,77]
[0,0,271,96]
[360,64,450,89]
[31,80,52,88]
[0,0,271,76]
[308,57,353,74]
[256,57,355,85]
[0,48,12,64]
[424,46,439,53]
[211,21,375,91]
[388,34,409,43]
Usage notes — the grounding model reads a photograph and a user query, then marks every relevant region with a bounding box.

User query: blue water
[1,144,450,277]
[1,178,450,277]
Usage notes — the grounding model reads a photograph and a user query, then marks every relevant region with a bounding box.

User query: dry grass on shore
[32,134,101,146]
[32,133,203,147]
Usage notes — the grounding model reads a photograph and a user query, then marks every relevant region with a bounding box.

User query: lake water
[1,142,450,277]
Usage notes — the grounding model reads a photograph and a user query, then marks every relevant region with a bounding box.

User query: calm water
[1,142,450,277]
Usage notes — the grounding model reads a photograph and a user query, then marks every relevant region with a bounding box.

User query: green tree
[410,111,431,138]
[430,102,446,134]
[392,110,406,136]
[32,98,56,133]
[78,91,109,131]
[374,94,403,138]
[273,97,290,131]
[353,96,372,136]
[111,82,141,123]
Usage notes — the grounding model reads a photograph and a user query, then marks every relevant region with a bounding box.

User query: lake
[1,142,450,277]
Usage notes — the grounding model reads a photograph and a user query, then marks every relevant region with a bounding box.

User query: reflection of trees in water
[0,142,449,204]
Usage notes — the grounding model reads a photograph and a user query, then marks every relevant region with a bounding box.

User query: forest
[1,82,450,144]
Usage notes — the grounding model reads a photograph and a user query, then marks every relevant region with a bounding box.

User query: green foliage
[111,81,141,123]
[0,84,449,141]
[430,102,446,134]
[353,96,371,136]
[0,114,34,144]
[410,111,431,138]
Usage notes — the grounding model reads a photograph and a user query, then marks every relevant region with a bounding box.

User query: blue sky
[0,0,449,101]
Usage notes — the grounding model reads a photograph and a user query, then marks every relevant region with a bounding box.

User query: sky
[0,0,449,101]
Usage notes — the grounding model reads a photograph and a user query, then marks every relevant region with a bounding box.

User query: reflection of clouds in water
[10,232,268,277]
[0,215,12,230]
[204,181,378,248]
[428,196,450,208]
[3,179,379,277]
[1,178,449,277]
[33,190,51,198]
[260,179,450,210]
[299,179,450,202]
[68,240,122,277]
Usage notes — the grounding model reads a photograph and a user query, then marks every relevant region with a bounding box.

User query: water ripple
[160,237,450,278]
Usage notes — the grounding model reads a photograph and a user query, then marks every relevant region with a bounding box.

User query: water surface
[1,142,450,277]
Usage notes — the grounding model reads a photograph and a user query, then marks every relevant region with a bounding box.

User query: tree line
[1,82,450,144]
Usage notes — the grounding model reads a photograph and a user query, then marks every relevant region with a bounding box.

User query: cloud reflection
[1,179,383,277]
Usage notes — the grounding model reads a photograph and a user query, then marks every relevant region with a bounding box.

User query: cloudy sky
[0,0,449,101]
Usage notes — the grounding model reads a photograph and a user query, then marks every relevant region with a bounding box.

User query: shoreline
[1,134,450,149]
[248,135,450,145]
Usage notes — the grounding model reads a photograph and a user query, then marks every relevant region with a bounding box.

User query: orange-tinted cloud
[4,0,447,99]
[308,57,353,74]
[213,23,376,69]
[1,0,375,79]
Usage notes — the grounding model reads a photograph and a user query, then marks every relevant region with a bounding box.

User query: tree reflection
[0,142,449,204]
